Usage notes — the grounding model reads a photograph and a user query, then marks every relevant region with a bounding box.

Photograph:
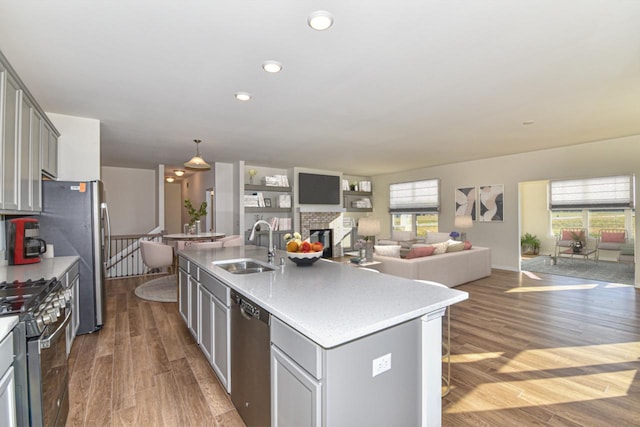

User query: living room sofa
[371,232,491,287]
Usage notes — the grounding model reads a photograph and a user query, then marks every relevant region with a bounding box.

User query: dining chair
[219,235,244,247]
[140,240,174,274]
[189,241,223,249]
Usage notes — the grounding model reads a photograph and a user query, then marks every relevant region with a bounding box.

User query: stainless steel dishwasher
[230,290,271,427]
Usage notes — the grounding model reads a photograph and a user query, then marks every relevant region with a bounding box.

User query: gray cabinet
[178,266,189,322]
[41,122,57,178]
[0,50,57,213]
[18,96,41,212]
[199,270,230,392]
[198,285,214,361]
[1,70,20,211]
[178,257,230,392]
[271,345,321,427]
[188,275,199,339]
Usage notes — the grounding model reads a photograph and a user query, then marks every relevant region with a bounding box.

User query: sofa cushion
[426,232,451,244]
[374,245,401,258]
[406,246,435,259]
[601,231,625,243]
[446,240,465,253]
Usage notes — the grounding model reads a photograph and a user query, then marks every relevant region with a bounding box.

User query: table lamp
[358,217,381,261]
[454,215,473,241]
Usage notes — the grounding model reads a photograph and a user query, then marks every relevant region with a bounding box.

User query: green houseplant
[520,233,541,255]
[184,199,207,227]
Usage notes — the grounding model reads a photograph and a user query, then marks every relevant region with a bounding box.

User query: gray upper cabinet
[1,70,20,211]
[0,49,59,213]
[42,122,57,178]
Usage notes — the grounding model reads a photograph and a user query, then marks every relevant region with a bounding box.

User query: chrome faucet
[249,220,275,263]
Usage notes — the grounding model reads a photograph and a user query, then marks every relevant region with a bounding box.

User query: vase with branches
[184,199,207,229]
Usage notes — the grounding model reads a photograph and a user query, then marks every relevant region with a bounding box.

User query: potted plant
[570,230,585,253]
[184,199,207,233]
[520,233,541,255]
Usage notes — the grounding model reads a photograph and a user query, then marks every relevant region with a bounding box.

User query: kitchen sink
[213,259,275,275]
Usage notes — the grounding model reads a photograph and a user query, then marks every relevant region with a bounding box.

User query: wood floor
[66,270,640,426]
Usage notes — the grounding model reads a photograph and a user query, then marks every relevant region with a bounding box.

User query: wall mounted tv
[298,173,341,204]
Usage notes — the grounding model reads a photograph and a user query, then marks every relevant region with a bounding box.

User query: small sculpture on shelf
[248,168,257,184]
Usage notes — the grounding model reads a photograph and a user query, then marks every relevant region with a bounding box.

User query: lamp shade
[184,139,211,171]
[358,217,381,237]
[454,215,473,229]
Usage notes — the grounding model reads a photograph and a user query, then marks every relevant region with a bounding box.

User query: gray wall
[371,134,640,285]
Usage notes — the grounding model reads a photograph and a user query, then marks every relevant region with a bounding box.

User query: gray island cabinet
[178,246,468,427]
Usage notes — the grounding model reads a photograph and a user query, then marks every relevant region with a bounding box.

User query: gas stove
[0,277,66,337]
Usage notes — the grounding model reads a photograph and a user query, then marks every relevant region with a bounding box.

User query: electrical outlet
[372,353,392,377]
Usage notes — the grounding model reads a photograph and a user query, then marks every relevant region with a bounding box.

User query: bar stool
[416,280,451,397]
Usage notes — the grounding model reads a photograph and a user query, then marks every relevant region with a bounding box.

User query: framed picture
[264,198,272,207]
[478,185,504,222]
[455,186,476,220]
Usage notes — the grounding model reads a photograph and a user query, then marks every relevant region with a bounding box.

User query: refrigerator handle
[101,202,112,272]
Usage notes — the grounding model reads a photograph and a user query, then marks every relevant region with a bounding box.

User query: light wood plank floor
[67,270,640,426]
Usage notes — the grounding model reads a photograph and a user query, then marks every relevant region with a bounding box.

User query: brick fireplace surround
[300,211,344,258]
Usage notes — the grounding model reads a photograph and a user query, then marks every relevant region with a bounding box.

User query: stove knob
[41,313,54,325]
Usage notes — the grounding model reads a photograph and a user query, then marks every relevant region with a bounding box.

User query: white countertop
[180,246,468,349]
[0,256,80,283]
[0,316,18,341]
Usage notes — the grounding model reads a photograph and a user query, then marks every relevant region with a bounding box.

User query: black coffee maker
[7,218,47,265]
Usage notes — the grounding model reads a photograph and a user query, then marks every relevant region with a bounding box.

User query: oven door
[27,309,71,427]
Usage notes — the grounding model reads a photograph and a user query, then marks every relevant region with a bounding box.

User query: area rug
[521,256,635,285]
[134,275,177,302]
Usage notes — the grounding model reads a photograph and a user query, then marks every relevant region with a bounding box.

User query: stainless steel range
[0,277,70,426]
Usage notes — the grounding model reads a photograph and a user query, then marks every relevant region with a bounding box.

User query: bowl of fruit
[284,233,324,266]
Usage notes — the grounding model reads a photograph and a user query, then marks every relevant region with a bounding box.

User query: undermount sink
[214,259,275,275]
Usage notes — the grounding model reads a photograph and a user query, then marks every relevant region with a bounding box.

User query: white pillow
[426,232,451,244]
[432,241,449,254]
[446,239,465,253]
[374,245,401,258]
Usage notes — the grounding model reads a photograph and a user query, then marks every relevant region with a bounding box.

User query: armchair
[555,228,587,256]
[596,229,627,262]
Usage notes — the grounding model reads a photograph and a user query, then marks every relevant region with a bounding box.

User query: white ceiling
[1,1,639,176]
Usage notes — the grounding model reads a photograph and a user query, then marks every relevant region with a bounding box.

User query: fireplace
[310,229,333,258]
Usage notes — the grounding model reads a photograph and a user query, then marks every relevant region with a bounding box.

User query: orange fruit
[300,241,312,253]
[312,242,323,252]
[286,240,299,252]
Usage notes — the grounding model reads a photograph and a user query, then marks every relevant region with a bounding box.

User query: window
[549,175,635,239]
[390,179,439,236]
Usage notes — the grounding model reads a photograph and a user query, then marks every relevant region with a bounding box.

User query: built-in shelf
[245,207,292,213]
[245,184,291,193]
[347,208,373,213]
[343,190,372,196]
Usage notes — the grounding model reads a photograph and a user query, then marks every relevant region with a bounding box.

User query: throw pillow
[374,245,401,258]
[601,231,625,243]
[432,241,448,254]
[446,240,465,253]
[406,245,436,259]
[463,241,473,250]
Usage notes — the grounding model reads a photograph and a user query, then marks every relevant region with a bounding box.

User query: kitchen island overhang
[179,245,468,426]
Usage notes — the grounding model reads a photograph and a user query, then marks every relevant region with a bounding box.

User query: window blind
[549,175,635,209]
[389,179,440,213]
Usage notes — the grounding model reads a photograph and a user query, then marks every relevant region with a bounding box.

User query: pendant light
[184,139,211,171]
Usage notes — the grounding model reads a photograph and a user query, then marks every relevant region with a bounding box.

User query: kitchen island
[179,245,468,427]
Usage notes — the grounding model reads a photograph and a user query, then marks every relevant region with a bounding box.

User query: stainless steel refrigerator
[37,180,110,334]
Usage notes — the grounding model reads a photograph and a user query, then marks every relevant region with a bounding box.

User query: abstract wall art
[479,185,504,222]
[455,186,476,220]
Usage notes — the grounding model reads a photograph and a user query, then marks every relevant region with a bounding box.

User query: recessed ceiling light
[262,60,283,73]
[308,11,334,31]
[522,120,535,125]
[174,169,185,177]
[235,91,252,101]
[165,176,175,183]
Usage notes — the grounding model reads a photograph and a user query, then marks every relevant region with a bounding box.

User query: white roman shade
[549,175,635,210]
[389,179,440,213]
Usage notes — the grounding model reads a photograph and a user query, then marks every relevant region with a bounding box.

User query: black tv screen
[298,173,340,204]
